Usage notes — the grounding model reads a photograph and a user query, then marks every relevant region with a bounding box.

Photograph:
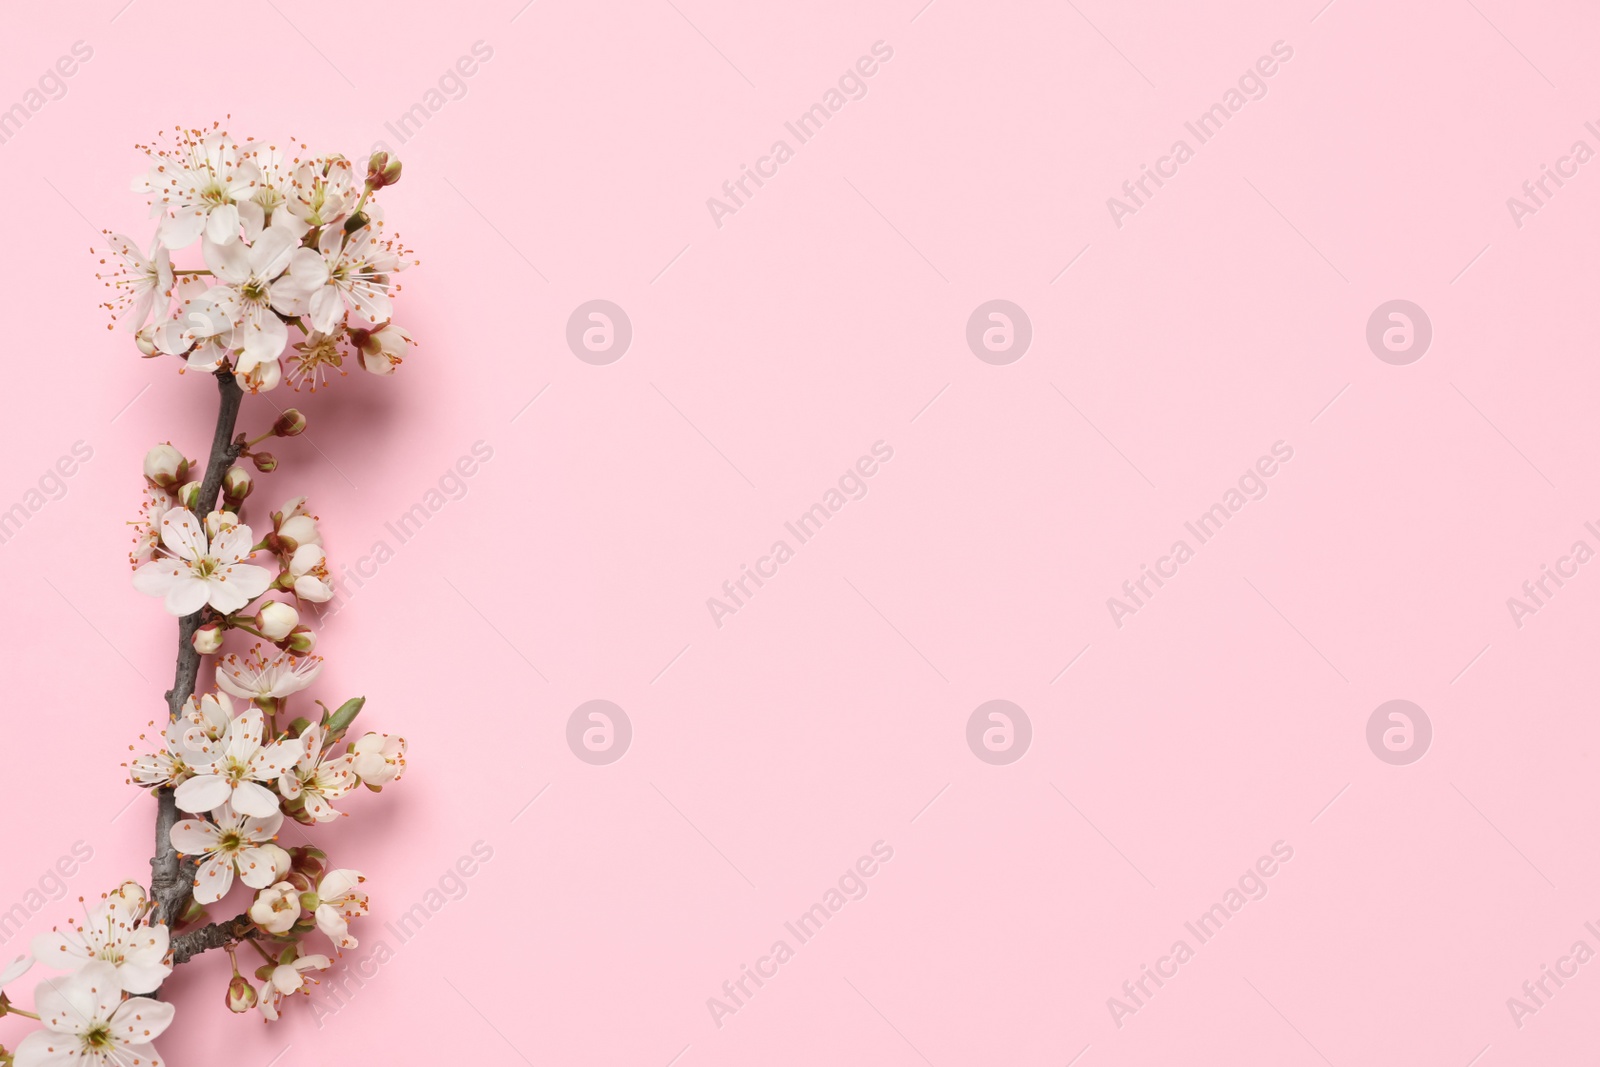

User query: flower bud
[285,626,317,654]
[192,621,225,655]
[135,324,159,358]
[350,323,410,376]
[204,510,238,540]
[177,480,201,511]
[249,881,302,935]
[143,443,189,491]
[251,451,278,473]
[256,601,299,641]
[272,409,308,437]
[289,845,328,885]
[226,973,258,1013]
[276,512,320,552]
[223,465,253,503]
[366,151,402,190]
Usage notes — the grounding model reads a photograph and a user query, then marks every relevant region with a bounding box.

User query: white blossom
[13,960,175,1067]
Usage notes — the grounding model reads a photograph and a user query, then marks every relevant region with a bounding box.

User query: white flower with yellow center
[169,802,285,904]
[172,705,299,819]
[131,508,273,616]
[216,647,324,703]
[13,960,175,1067]
[30,885,171,995]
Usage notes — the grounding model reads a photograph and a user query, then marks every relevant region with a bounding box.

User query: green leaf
[326,697,366,735]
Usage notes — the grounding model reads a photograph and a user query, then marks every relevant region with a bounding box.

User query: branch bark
[150,369,245,938]
[170,912,253,965]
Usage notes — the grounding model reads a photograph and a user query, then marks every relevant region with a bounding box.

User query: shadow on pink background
[3,0,1600,1063]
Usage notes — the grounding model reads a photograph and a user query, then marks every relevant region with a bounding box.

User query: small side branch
[171,913,254,965]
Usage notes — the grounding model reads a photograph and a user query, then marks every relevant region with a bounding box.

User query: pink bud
[226,974,258,1013]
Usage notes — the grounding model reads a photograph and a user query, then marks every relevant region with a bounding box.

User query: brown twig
[171,913,254,965]
[149,369,245,938]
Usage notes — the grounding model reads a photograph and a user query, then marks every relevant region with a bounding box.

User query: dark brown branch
[170,912,254,965]
[150,369,246,937]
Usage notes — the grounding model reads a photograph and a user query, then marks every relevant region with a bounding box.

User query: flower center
[85,1025,113,1048]
[189,555,218,580]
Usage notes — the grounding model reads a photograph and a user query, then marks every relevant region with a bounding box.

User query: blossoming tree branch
[0,124,415,1066]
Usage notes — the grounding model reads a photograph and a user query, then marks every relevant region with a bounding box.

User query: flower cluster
[0,886,175,1066]
[101,123,415,392]
[0,126,416,1067]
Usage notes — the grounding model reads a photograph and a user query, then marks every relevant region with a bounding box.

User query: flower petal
[191,856,234,904]
[110,996,176,1043]
[229,780,281,820]
[157,508,206,562]
[168,818,221,854]
[173,774,232,816]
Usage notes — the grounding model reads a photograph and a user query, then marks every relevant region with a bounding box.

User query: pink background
[3,0,1599,1063]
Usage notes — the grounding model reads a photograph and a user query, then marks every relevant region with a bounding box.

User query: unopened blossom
[131,508,273,616]
[312,869,368,950]
[259,953,331,1021]
[173,705,299,818]
[351,322,410,376]
[192,620,225,654]
[349,733,406,786]
[142,444,187,491]
[288,544,334,602]
[13,960,175,1067]
[279,725,355,823]
[248,882,301,935]
[226,972,258,1013]
[170,802,285,904]
[215,647,324,703]
[100,233,173,330]
[256,600,299,641]
[272,498,320,552]
[223,465,253,504]
[30,885,171,994]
